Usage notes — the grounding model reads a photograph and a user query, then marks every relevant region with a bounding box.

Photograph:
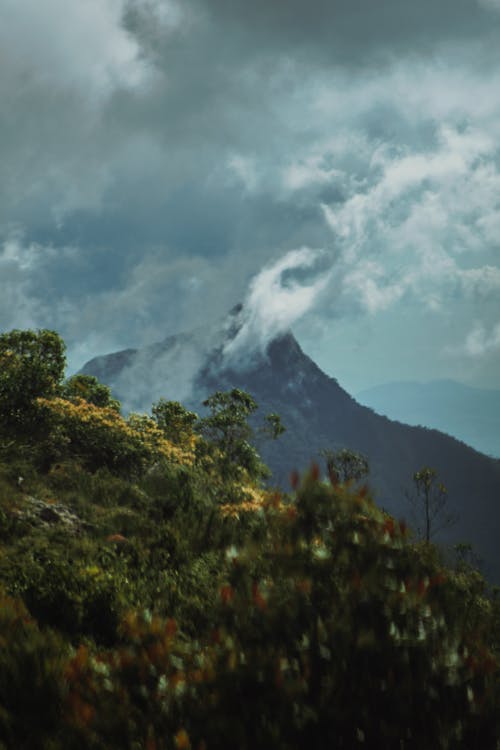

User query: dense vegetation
[0,329,499,749]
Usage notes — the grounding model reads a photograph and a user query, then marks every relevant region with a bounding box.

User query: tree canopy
[198,388,285,480]
[0,329,66,436]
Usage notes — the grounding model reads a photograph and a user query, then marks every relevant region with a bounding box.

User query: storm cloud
[1,0,500,392]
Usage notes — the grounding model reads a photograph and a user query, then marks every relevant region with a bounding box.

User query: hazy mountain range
[356,380,500,459]
[81,308,500,582]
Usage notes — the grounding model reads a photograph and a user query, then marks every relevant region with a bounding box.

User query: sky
[1,0,500,393]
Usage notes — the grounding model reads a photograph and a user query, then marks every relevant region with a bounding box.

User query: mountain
[356,380,500,459]
[81,314,500,582]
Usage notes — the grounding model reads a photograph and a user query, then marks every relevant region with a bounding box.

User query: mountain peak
[80,314,500,582]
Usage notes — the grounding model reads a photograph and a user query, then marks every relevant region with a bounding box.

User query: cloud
[477,0,500,11]
[463,323,500,356]
[459,266,500,299]
[314,120,500,317]
[0,0,172,231]
[201,0,499,65]
[341,261,406,315]
[0,231,79,332]
[1,0,500,394]
[222,248,332,365]
[112,328,217,413]
[0,0,149,98]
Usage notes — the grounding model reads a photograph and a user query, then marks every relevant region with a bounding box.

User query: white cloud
[0,0,165,227]
[314,120,500,319]
[135,0,185,29]
[342,261,405,315]
[0,230,78,270]
[222,247,331,365]
[459,266,500,298]
[283,154,342,192]
[0,0,149,100]
[0,232,55,330]
[226,155,259,191]
[463,322,500,356]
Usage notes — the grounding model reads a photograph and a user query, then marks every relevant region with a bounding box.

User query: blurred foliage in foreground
[0,329,499,749]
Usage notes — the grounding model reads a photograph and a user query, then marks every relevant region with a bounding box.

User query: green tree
[409,466,456,543]
[0,329,66,436]
[197,389,284,481]
[62,374,120,412]
[260,412,286,441]
[151,399,198,446]
[321,447,369,484]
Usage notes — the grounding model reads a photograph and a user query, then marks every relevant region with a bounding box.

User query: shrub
[57,472,500,749]
[0,588,67,749]
[36,398,192,478]
[0,534,127,645]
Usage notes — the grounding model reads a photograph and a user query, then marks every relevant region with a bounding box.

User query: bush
[56,472,500,749]
[0,589,67,749]
[36,399,193,478]
[0,534,127,645]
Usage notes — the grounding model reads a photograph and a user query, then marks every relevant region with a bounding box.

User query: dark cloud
[189,0,499,64]
[1,0,500,391]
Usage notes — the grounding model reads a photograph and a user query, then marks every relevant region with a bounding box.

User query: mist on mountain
[81,304,500,584]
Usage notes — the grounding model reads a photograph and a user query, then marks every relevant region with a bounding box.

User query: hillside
[82,322,500,583]
[1,327,500,748]
[356,380,500,459]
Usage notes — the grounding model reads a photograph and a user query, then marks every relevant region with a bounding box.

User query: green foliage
[152,399,198,447]
[199,389,258,452]
[0,328,498,749]
[0,533,127,645]
[0,329,65,438]
[321,447,369,484]
[51,472,500,750]
[62,374,121,412]
[37,398,162,478]
[261,412,286,440]
[0,588,67,749]
[198,388,283,481]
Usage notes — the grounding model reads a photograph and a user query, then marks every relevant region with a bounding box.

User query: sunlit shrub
[37,398,193,477]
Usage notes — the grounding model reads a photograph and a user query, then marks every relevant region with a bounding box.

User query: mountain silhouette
[81,312,500,582]
[357,380,500,458]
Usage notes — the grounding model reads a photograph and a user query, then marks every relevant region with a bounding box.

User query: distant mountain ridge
[81,314,500,582]
[356,380,500,458]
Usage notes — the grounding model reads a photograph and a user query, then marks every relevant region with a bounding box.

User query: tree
[320,447,369,484]
[408,466,457,543]
[151,399,198,447]
[0,329,66,436]
[62,374,120,412]
[197,389,284,480]
[260,412,286,441]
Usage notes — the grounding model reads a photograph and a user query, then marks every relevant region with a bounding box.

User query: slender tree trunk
[425,487,430,543]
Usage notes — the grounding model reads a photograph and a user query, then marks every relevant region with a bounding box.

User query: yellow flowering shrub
[37,397,194,476]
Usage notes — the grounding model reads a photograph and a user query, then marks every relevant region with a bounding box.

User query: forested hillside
[1,329,499,749]
[81,318,500,583]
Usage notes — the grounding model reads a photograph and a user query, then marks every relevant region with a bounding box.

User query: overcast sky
[1,0,500,392]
